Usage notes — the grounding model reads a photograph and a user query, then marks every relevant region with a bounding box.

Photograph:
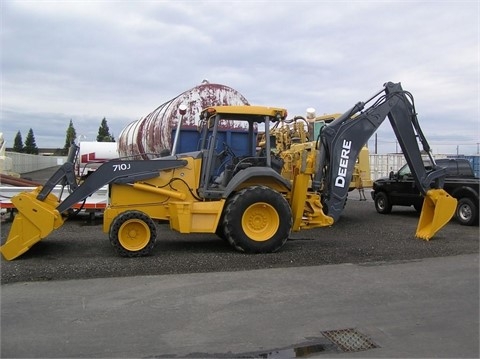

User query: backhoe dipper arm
[313,81,448,222]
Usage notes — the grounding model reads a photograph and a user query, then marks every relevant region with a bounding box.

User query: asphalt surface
[1,254,479,358]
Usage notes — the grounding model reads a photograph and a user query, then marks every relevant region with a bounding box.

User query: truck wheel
[413,202,423,213]
[109,210,157,257]
[374,192,392,214]
[455,198,478,226]
[223,186,292,253]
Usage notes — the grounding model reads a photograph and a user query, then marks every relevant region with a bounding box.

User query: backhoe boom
[313,82,456,238]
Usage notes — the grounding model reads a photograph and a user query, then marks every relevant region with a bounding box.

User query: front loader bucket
[416,189,457,240]
[0,188,64,260]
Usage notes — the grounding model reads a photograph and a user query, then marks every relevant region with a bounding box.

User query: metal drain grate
[321,328,378,352]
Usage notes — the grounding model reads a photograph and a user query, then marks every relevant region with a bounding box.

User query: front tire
[109,210,157,257]
[374,192,392,214]
[455,198,478,226]
[222,186,292,253]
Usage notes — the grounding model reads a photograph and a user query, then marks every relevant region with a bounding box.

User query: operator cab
[197,105,289,199]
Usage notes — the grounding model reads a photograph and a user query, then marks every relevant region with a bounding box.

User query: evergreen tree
[13,131,24,153]
[97,117,115,142]
[24,128,39,154]
[63,119,77,155]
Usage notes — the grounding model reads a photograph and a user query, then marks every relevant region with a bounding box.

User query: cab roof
[201,105,287,123]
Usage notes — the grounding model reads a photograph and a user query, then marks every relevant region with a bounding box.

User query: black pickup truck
[371,158,479,226]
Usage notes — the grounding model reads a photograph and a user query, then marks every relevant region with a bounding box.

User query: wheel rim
[241,202,279,241]
[458,204,472,221]
[118,219,151,251]
[378,198,385,210]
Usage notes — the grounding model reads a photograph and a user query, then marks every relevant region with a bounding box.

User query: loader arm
[1,157,187,260]
[55,159,187,213]
[313,81,456,239]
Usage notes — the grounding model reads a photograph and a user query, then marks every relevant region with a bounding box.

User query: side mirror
[389,171,395,180]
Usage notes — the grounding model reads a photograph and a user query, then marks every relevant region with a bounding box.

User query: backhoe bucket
[0,188,65,260]
[416,189,457,240]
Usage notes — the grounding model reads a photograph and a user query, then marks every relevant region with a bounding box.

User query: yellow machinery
[1,82,457,260]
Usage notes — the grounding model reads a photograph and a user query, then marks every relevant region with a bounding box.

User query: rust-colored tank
[117,82,249,159]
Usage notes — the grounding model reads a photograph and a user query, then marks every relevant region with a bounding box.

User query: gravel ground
[1,190,478,284]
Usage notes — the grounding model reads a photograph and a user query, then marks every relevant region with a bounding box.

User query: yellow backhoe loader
[1,82,457,260]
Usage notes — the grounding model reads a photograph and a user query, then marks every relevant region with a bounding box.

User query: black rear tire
[374,192,392,214]
[215,211,227,241]
[222,186,292,253]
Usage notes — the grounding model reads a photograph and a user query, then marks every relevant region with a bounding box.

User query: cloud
[1,0,478,155]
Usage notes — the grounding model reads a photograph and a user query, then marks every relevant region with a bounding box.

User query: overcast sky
[1,0,479,155]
